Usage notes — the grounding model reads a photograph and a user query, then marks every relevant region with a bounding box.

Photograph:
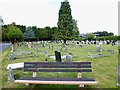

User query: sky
[0,0,119,35]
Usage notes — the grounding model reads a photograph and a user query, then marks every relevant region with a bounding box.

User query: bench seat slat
[14,77,97,85]
[17,77,96,81]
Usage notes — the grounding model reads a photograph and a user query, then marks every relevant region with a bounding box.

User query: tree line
[2,23,59,42]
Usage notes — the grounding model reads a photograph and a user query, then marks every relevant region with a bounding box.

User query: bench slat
[14,80,97,85]
[17,77,96,81]
[24,69,92,72]
[14,77,97,85]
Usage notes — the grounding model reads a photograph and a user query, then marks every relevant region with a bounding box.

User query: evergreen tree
[57,0,74,43]
[72,19,79,39]
[23,26,35,41]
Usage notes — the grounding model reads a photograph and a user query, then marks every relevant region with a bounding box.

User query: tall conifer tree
[57,0,73,43]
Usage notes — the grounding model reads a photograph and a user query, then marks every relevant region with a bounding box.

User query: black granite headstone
[55,51,62,62]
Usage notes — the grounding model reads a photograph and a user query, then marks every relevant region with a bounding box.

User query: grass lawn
[0,42,119,89]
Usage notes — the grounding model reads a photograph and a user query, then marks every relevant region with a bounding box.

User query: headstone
[42,40,45,47]
[81,41,85,44]
[112,40,115,46]
[104,40,107,44]
[8,67,15,81]
[52,45,54,50]
[45,50,48,57]
[60,45,65,51]
[66,55,72,62]
[55,51,62,62]
[77,42,79,44]
[79,44,83,47]
[94,41,96,44]
[64,47,67,52]
[107,40,110,45]
[28,43,31,49]
[96,44,101,52]
[8,54,15,60]
[119,49,120,55]
[117,65,120,86]
[108,50,114,54]
[86,40,89,46]
[48,45,50,49]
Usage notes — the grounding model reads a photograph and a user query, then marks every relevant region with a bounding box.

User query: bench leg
[25,83,29,86]
[78,84,84,87]
[78,73,84,87]
[33,72,37,77]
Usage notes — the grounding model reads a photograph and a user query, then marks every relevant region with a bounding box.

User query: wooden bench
[14,62,97,87]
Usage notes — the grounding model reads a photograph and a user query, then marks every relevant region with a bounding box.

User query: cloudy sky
[0,0,119,35]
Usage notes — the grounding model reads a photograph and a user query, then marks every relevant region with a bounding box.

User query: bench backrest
[24,62,92,73]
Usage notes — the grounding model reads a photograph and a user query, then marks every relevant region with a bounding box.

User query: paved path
[0,43,11,52]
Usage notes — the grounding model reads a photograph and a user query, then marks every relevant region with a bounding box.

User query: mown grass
[1,42,119,89]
